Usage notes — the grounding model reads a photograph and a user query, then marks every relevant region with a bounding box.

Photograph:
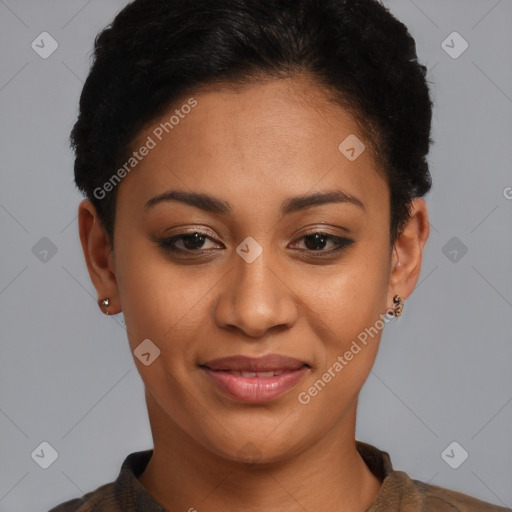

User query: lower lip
[201,367,308,403]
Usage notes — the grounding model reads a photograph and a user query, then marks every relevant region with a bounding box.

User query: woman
[49,0,510,510]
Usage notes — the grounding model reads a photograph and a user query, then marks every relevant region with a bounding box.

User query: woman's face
[81,75,428,463]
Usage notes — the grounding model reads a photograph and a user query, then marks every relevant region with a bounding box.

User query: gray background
[0,0,511,510]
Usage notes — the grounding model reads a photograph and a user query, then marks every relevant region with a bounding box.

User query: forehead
[116,75,388,216]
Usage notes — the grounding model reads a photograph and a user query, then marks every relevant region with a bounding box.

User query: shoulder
[412,478,511,512]
[47,450,155,512]
[47,482,121,512]
[357,441,510,512]
[378,470,511,512]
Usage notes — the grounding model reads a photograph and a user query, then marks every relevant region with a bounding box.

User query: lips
[199,353,310,403]
[200,353,309,373]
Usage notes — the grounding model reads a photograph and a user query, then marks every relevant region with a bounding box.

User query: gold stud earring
[98,297,111,315]
[392,294,404,317]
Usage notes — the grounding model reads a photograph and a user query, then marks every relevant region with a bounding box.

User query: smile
[199,353,311,403]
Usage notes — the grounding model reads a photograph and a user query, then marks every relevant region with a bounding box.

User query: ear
[78,199,121,315]
[387,198,430,307]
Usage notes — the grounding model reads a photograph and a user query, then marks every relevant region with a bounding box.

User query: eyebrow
[144,189,366,217]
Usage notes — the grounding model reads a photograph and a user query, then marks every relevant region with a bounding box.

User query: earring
[98,297,111,315]
[392,294,404,317]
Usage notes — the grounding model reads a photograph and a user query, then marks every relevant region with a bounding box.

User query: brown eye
[158,232,221,253]
[290,231,355,255]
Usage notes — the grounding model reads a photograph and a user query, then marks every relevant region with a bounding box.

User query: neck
[138,393,382,512]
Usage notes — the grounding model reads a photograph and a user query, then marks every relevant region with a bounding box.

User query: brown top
[48,441,510,511]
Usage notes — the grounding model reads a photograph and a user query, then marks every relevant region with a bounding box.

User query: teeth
[228,370,285,377]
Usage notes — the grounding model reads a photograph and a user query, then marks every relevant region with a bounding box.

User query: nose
[213,252,299,339]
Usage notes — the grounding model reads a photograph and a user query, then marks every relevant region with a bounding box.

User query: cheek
[115,247,210,410]
[306,245,389,339]
[295,281,387,420]
[298,239,390,389]
[115,240,216,355]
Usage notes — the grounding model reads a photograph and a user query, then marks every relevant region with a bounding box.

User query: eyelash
[157,230,355,257]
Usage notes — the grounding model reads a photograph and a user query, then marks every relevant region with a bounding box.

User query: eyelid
[158,225,219,238]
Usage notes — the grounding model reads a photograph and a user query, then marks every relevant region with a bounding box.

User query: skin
[78,75,429,512]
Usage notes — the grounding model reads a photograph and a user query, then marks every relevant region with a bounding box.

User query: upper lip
[200,353,309,372]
